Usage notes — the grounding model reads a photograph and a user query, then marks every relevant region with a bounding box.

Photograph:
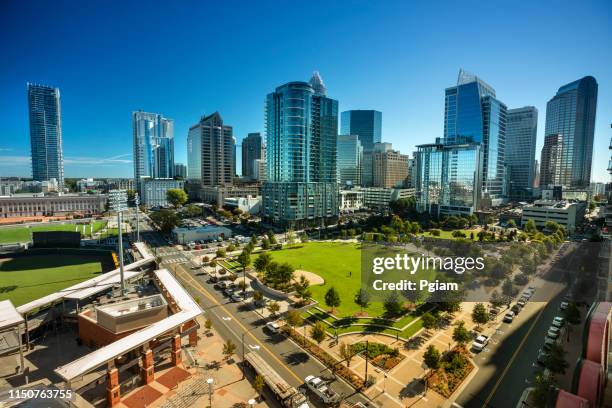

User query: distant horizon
[1,0,610,182]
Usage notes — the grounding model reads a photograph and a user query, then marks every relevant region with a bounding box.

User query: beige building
[0,193,107,218]
[372,146,409,188]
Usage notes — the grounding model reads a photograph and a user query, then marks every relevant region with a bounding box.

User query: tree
[421,312,438,331]
[383,292,403,316]
[209,259,217,269]
[237,250,251,294]
[472,303,489,329]
[254,253,272,274]
[253,374,265,394]
[222,339,237,361]
[452,321,471,345]
[202,255,210,264]
[276,262,295,285]
[250,234,258,246]
[524,219,537,233]
[563,303,581,325]
[285,310,303,330]
[216,248,226,258]
[294,276,312,304]
[261,238,270,250]
[184,204,201,218]
[310,321,327,344]
[166,188,188,208]
[354,289,371,314]
[204,318,213,332]
[226,243,236,252]
[532,372,553,407]
[286,229,297,246]
[423,345,440,369]
[502,279,516,298]
[339,342,355,367]
[544,344,568,375]
[267,301,280,316]
[507,219,517,229]
[267,231,277,245]
[253,290,264,308]
[126,189,136,201]
[300,232,309,243]
[150,209,180,233]
[489,290,505,309]
[324,287,341,314]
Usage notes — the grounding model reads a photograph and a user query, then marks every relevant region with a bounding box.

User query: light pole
[109,190,128,296]
[134,193,140,242]
[206,377,214,407]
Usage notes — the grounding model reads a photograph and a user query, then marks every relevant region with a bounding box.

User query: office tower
[253,158,267,182]
[132,111,174,193]
[340,110,382,152]
[263,77,338,227]
[443,69,507,206]
[506,106,538,200]
[415,142,483,216]
[371,143,409,188]
[407,158,416,188]
[543,76,598,188]
[533,160,540,188]
[174,163,187,179]
[28,83,64,187]
[242,133,264,179]
[539,134,564,187]
[187,125,202,181]
[309,71,327,96]
[337,135,363,187]
[188,112,234,187]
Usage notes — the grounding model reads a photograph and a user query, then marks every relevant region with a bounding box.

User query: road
[140,223,369,408]
[454,242,595,408]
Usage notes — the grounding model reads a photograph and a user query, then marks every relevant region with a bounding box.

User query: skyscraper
[174,163,187,179]
[541,76,598,188]
[340,110,382,152]
[262,77,338,227]
[443,69,507,206]
[188,112,234,187]
[539,134,564,187]
[506,106,538,200]
[337,135,363,187]
[187,125,202,181]
[241,133,264,179]
[28,83,64,187]
[132,111,174,193]
[371,143,409,188]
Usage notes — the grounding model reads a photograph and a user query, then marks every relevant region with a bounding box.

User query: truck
[244,352,310,408]
[304,375,341,405]
[471,335,489,352]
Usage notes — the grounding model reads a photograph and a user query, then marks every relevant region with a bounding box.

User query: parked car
[517,299,527,307]
[489,307,501,317]
[560,301,569,310]
[230,293,243,302]
[536,349,549,365]
[472,335,489,352]
[543,337,556,351]
[511,304,522,315]
[503,311,515,323]
[552,316,565,328]
[224,287,235,297]
[522,290,533,300]
[265,321,280,334]
[546,326,561,339]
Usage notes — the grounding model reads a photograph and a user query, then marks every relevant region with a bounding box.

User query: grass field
[260,242,434,317]
[0,255,104,306]
[418,229,478,240]
[0,221,108,244]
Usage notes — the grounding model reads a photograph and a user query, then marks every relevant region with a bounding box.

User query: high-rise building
[187,126,202,181]
[262,76,338,228]
[443,70,507,206]
[340,110,382,152]
[132,111,174,194]
[242,133,264,179]
[506,106,538,200]
[337,135,362,187]
[28,83,64,187]
[541,76,598,188]
[189,112,234,187]
[371,143,409,188]
[539,134,564,187]
[407,157,416,189]
[174,163,187,179]
[415,142,483,216]
[533,159,540,188]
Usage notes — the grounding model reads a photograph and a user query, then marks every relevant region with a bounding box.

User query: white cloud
[0,155,31,166]
[64,153,132,166]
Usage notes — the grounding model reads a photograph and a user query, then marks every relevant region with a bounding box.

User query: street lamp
[206,377,214,407]
[109,189,128,296]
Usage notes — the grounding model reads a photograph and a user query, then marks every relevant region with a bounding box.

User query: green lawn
[0,221,108,244]
[0,255,104,306]
[259,242,434,317]
[418,229,479,240]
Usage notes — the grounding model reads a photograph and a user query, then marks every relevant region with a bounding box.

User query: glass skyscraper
[28,83,64,187]
[506,106,538,199]
[337,135,362,187]
[263,75,339,227]
[187,124,202,181]
[443,70,507,206]
[340,110,382,152]
[241,132,264,180]
[132,111,174,193]
[541,76,598,188]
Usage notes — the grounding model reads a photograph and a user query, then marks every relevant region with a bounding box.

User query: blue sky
[1,0,611,181]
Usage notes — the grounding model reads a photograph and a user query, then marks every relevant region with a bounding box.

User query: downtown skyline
[1,0,611,180]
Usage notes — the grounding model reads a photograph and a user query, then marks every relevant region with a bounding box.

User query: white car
[472,335,489,352]
[265,321,280,334]
[304,375,341,404]
[547,326,561,339]
[552,316,565,328]
[560,302,569,310]
[522,290,532,300]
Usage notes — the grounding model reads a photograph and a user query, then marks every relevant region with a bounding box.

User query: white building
[172,225,232,244]
[521,200,586,233]
[223,196,261,214]
[0,193,107,218]
[339,190,365,212]
[360,187,415,210]
[141,179,185,208]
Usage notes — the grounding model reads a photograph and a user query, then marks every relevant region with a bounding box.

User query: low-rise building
[199,185,261,207]
[357,187,415,210]
[521,200,586,233]
[0,193,107,218]
[141,179,185,208]
[339,189,365,212]
[223,195,261,214]
[172,225,232,244]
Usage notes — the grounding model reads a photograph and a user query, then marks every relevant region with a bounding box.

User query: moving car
[472,335,489,352]
[552,316,565,328]
[304,375,341,405]
[546,326,561,339]
[503,311,515,323]
[265,321,280,334]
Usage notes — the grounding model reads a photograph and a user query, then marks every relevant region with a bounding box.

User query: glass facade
[263,79,339,227]
[241,133,263,179]
[506,106,538,199]
[415,143,482,216]
[340,110,382,152]
[542,76,598,188]
[337,134,362,186]
[187,125,201,180]
[132,111,174,193]
[28,83,64,186]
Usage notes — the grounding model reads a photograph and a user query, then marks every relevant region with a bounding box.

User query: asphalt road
[142,227,370,408]
[454,242,595,408]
